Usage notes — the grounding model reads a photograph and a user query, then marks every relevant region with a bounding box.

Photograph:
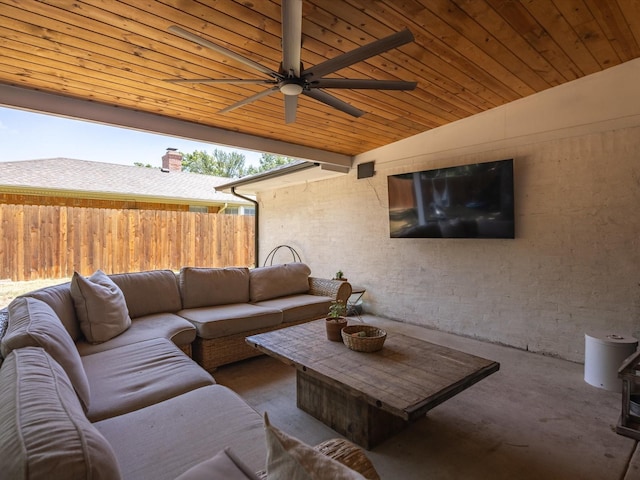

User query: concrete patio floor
[213,315,639,480]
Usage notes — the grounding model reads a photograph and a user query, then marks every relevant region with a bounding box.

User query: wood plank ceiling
[1,0,639,158]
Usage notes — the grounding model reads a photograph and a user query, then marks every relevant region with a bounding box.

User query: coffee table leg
[296,370,408,449]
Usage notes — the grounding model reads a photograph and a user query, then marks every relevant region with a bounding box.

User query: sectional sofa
[0,263,378,480]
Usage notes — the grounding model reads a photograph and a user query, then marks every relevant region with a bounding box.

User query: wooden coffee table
[246,320,500,449]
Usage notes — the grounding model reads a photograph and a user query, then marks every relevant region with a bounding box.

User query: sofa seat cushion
[94,384,266,480]
[76,312,196,356]
[0,347,122,480]
[110,269,182,318]
[178,304,283,340]
[180,267,250,308]
[175,448,261,480]
[2,297,92,412]
[82,338,215,422]
[253,294,333,323]
[249,263,311,302]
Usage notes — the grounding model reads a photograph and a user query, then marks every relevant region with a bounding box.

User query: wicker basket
[341,325,387,352]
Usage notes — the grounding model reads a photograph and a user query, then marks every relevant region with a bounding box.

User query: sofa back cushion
[0,347,122,480]
[180,267,250,308]
[71,270,132,343]
[249,263,311,302]
[23,282,80,340]
[110,269,182,318]
[1,297,91,412]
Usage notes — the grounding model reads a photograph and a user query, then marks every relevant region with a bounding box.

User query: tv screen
[388,159,515,238]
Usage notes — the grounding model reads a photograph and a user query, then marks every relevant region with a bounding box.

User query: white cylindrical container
[584,333,638,392]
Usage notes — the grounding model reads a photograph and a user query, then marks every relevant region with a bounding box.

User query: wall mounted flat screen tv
[388,159,515,238]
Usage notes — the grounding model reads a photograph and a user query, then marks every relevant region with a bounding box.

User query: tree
[246,153,296,175]
[180,149,296,178]
[133,162,153,168]
[181,149,247,178]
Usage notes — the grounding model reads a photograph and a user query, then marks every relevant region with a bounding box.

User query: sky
[0,106,263,168]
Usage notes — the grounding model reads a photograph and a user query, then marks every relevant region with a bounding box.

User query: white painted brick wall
[258,126,640,363]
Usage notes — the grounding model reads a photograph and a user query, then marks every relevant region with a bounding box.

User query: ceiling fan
[165,0,417,123]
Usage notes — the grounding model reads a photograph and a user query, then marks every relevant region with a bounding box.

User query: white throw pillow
[70,270,131,343]
[264,413,365,480]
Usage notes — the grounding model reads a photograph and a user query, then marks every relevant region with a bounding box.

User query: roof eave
[216,161,349,194]
[0,185,251,207]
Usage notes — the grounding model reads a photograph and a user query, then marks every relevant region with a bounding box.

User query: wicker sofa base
[178,343,192,358]
[191,277,352,372]
[193,316,322,372]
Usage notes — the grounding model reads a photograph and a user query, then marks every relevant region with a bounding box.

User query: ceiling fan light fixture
[279,81,304,96]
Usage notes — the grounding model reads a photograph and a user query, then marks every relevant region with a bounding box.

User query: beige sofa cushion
[0,347,122,480]
[94,384,266,480]
[82,338,215,422]
[178,304,282,339]
[180,267,250,308]
[110,269,183,318]
[2,296,91,412]
[77,312,196,356]
[71,270,132,343]
[175,448,261,480]
[254,294,332,323]
[249,263,311,302]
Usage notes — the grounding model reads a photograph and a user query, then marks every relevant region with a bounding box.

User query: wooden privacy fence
[0,204,255,281]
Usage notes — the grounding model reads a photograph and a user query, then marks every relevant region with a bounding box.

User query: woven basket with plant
[341,325,387,352]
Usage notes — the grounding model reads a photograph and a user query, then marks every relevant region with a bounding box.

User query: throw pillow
[263,412,366,480]
[70,270,131,343]
[1,297,91,412]
[0,309,7,368]
[175,448,260,480]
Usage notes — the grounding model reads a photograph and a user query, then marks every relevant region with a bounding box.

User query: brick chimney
[161,148,182,172]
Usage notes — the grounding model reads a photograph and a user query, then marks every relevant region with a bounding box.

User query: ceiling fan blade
[303,29,414,80]
[281,0,302,77]
[219,86,280,114]
[310,78,417,90]
[165,78,277,85]
[284,95,297,123]
[168,25,280,79]
[303,89,364,118]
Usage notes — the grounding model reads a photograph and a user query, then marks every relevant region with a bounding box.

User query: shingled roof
[0,158,251,206]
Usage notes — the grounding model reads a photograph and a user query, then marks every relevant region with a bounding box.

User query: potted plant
[334,270,347,281]
[325,300,348,341]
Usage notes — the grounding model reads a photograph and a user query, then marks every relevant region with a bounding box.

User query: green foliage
[133,162,153,168]
[328,300,346,319]
[246,153,296,176]
[181,149,247,178]
[180,149,297,178]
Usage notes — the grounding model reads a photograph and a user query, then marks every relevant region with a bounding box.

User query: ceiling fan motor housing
[279,79,305,96]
